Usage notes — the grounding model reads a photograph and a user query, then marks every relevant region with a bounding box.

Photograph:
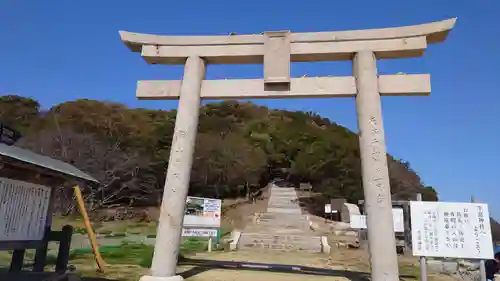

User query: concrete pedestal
[139,275,184,281]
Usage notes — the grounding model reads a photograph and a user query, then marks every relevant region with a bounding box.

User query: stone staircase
[238,184,324,253]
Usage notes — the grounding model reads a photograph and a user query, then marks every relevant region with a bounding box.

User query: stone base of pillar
[139,275,184,281]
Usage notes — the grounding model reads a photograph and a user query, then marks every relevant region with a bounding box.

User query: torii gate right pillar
[354,50,399,278]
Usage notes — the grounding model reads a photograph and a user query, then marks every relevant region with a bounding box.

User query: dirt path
[175,249,456,281]
[178,250,363,281]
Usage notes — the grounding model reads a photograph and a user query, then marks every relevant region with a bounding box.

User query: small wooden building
[0,141,98,278]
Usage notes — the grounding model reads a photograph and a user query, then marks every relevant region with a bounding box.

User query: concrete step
[245,226,307,235]
[258,219,306,226]
[268,199,299,204]
[267,207,301,211]
[258,219,306,225]
[238,234,321,244]
[236,184,322,253]
[268,200,299,203]
[238,233,322,252]
[267,203,300,208]
[258,217,306,223]
[268,198,298,204]
[255,224,308,232]
[240,233,318,241]
[269,195,297,198]
[267,204,301,208]
[269,193,297,197]
[259,213,306,220]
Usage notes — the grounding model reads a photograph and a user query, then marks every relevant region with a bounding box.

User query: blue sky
[1,1,499,217]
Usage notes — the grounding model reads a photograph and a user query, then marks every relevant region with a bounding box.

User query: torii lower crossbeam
[136,74,430,100]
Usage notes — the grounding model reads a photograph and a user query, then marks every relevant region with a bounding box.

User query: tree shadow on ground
[177,258,417,280]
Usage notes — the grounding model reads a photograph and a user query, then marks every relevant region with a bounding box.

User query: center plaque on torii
[120,18,456,281]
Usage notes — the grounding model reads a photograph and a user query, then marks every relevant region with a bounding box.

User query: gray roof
[0,143,99,184]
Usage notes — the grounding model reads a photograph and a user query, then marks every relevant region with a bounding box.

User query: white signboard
[0,178,51,241]
[182,228,217,237]
[393,208,405,232]
[350,215,366,229]
[324,204,338,214]
[410,201,494,259]
[183,196,221,228]
[350,208,405,232]
[324,204,331,213]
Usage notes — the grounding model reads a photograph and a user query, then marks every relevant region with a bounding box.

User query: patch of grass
[399,263,420,277]
[68,238,207,269]
[73,227,88,234]
[103,232,127,238]
[219,227,231,238]
[181,237,209,254]
[130,222,148,228]
[146,234,156,238]
[70,243,153,268]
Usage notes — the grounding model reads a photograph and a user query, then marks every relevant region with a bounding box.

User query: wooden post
[403,202,412,255]
[417,193,428,281]
[9,250,25,272]
[33,185,56,272]
[55,225,73,272]
[33,228,51,272]
[73,185,106,272]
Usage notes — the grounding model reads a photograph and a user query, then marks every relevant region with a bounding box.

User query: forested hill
[0,95,438,210]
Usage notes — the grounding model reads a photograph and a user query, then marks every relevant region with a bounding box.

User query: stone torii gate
[120,18,456,281]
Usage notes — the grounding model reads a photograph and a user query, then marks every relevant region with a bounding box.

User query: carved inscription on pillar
[168,129,189,192]
[367,115,388,204]
[163,128,190,227]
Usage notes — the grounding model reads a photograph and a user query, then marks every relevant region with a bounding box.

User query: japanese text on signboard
[410,201,493,259]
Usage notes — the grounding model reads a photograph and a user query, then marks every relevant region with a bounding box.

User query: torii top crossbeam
[120,18,456,64]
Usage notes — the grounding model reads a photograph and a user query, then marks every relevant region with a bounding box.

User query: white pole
[208,236,212,253]
[471,195,487,281]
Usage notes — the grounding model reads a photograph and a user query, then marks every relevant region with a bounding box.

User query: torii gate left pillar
[120,18,456,281]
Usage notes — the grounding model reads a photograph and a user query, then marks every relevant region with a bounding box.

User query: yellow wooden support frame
[73,185,106,273]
